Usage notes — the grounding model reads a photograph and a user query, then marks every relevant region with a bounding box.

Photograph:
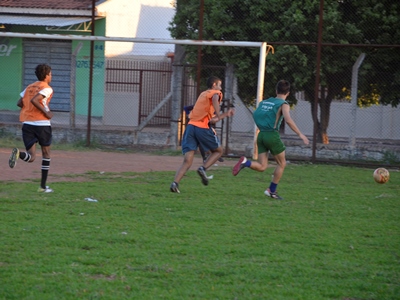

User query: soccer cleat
[264,188,283,200]
[9,148,19,168]
[170,182,180,193]
[197,167,209,186]
[232,156,247,176]
[37,186,54,193]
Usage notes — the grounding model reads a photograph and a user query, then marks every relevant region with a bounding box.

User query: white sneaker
[37,186,54,193]
[264,188,283,200]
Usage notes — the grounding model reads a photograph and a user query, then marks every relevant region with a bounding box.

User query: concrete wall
[231,97,254,133]
[103,92,140,126]
[2,122,398,163]
[231,96,400,141]
[288,100,400,140]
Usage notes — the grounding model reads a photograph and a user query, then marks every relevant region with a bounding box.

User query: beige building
[98,0,175,59]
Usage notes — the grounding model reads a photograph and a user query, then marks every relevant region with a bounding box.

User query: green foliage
[169,0,400,107]
[1,164,400,299]
[338,86,381,107]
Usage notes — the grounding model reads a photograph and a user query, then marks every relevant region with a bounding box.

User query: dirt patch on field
[0,148,237,183]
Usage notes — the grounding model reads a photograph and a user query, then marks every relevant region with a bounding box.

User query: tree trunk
[306,80,338,145]
[310,99,322,143]
[319,87,331,144]
[306,87,323,143]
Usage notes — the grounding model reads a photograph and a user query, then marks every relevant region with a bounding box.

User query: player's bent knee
[279,161,287,169]
[211,147,223,155]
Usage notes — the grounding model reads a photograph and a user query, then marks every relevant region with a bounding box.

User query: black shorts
[22,124,52,151]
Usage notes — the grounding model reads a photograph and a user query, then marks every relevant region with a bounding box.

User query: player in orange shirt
[170,76,235,193]
[9,64,54,193]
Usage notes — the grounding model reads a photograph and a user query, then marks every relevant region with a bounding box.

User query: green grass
[0,163,399,299]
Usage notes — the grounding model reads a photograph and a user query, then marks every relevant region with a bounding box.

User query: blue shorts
[182,124,220,154]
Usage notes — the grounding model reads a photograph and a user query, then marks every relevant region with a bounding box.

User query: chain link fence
[0,0,399,164]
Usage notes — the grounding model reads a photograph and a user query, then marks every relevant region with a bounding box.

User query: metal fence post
[169,44,185,149]
[349,53,366,148]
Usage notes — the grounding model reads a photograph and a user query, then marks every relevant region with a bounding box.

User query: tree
[169,0,400,143]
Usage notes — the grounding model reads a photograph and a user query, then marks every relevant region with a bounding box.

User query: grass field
[0,159,399,299]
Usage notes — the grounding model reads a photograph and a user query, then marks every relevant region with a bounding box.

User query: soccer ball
[373,168,390,184]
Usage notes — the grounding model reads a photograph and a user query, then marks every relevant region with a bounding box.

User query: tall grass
[0,164,399,299]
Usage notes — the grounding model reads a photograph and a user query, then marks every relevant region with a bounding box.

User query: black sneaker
[197,167,209,186]
[9,148,19,168]
[170,182,180,193]
[264,188,283,200]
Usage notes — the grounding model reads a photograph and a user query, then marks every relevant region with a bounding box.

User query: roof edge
[0,7,106,17]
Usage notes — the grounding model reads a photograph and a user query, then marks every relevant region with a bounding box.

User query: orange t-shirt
[19,81,53,125]
[188,90,223,128]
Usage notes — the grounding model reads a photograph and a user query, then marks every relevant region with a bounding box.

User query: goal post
[0,32,268,151]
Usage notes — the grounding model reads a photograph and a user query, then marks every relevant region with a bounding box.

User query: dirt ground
[0,148,237,183]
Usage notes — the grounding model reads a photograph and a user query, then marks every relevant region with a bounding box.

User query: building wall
[98,0,175,58]
[0,19,106,117]
[0,37,22,110]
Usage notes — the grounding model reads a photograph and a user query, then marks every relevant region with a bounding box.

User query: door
[23,39,72,112]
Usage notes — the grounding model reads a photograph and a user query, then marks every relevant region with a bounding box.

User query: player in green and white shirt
[253,97,287,132]
[232,80,309,199]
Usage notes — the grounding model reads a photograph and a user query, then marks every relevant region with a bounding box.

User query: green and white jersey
[253,97,288,132]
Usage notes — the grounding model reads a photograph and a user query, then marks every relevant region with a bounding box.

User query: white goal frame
[0,32,269,153]
[0,32,268,103]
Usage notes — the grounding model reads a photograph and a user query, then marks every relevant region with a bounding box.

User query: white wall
[103,92,140,126]
[98,0,175,58]
[231,97,254,133]
[230,92,400,141]
[288,100,400,140]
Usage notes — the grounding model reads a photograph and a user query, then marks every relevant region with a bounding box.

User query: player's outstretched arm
[282,104,309,145]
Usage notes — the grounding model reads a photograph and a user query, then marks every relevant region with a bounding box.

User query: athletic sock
[269,182,278,193]
[244,160,251,167]
[41,158,51,189]
[20,152,31,162]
